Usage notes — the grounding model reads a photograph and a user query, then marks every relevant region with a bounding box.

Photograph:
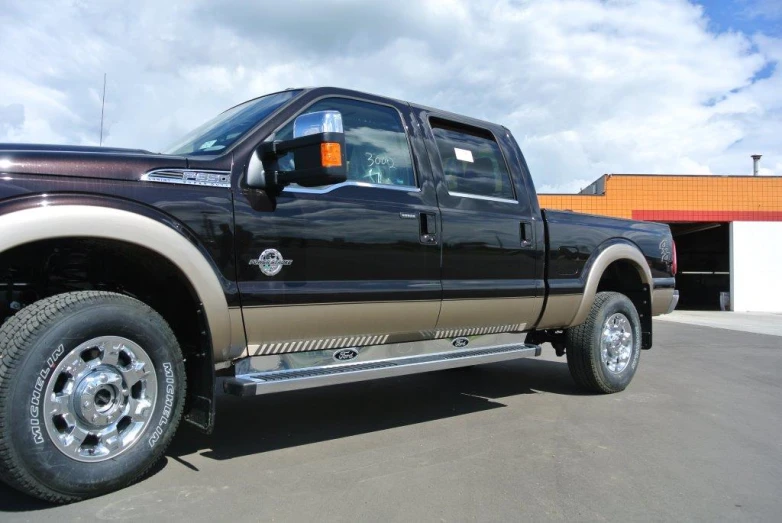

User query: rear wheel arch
[573,241,652,348]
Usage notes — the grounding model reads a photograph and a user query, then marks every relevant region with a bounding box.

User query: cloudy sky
[1,0,779,193]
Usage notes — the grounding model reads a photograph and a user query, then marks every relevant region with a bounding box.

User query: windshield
[163,90,301,156]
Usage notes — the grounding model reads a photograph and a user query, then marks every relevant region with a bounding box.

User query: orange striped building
[538,174,782,222]
[538,174,782,312]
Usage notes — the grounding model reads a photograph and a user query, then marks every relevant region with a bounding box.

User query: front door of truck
[233,95,441,356]
[414,110,544,336]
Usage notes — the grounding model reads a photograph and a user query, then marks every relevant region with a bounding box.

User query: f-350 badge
[249,249,292,276]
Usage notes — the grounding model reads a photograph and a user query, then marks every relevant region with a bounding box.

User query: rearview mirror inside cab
[246,110,347,189]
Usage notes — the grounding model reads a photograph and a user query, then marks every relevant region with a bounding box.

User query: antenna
[99,73,106,146]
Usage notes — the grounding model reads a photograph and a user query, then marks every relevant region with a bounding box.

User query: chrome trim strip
[238,331,531,374]
[447,191,519,204]
[142,169,231,188]
[226,342,541,396]
[434,323,526,338]
[249,334,391,356]
[283,180,421,194]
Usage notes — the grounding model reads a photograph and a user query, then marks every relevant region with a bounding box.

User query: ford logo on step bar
[452,337,469,348]
[333,348,359,362]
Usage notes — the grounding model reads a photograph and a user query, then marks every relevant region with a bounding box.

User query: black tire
[0,291,186,503]
[565,291,641,393]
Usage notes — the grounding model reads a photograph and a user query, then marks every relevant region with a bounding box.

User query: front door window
[276,98,417,189]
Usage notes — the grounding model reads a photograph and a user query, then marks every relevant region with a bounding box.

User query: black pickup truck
[0,87,678,502]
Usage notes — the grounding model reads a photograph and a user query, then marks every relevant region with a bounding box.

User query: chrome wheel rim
[600,313,633,374]
[43,336,157,462]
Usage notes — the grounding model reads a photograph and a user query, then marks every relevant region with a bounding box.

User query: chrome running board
[223,343,542,397]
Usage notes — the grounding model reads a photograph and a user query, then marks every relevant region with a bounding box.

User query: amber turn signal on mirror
[321,142,342,168]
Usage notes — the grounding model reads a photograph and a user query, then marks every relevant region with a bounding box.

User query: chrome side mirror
[246,110,347,190]
[293,110,344,138]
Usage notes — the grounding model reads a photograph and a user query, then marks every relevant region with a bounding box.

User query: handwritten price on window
[366,153,396,169]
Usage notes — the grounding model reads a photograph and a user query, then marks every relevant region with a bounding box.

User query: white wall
[730,222,782,312]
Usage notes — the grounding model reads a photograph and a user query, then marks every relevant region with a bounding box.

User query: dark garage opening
[669,222,730,310]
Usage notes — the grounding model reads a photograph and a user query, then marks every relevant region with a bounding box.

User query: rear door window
[431,122,515,201]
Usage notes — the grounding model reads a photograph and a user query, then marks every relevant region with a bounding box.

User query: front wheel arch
[0,203,233,358]
[0,235,219,432]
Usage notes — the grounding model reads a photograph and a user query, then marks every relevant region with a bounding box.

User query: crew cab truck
[0,87,678,502]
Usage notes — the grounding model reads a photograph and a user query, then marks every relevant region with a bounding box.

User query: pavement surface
[1,319,781,522]
[657,310,782,337]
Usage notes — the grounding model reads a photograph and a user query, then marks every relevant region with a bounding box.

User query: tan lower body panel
[652,288,675,316]
[537,288,674,329]
[436,297,543,332]
[240,297,545,357]
[242,301,441,355]
[227,308,249,361]
[534,294,581,329]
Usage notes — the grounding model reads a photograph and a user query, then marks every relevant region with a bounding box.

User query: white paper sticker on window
[454,148,474,163]
[199,140,217,150]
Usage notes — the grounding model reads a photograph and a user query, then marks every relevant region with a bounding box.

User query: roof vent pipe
[751,154,762,176]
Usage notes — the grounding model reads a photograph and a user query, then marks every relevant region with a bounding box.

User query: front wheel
[0,291,186,503]
[565,291,642,393]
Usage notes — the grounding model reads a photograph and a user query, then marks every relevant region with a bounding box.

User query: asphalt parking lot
[1,318,781,522]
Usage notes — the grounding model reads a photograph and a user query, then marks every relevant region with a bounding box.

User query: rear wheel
[565,291,641,393]
[0,291,185,503]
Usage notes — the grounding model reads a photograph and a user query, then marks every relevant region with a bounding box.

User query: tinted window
[278,98,416,187]
[165,90,301,156]
[431,123,515,200]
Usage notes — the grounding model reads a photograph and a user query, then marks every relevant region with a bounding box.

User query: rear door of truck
[411,107,545,335]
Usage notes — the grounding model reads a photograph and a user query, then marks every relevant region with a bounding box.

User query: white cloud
[0,0,779,192]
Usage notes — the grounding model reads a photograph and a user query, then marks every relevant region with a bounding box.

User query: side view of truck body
[0,87,677,502]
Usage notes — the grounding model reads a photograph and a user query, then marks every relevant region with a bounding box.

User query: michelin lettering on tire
[29,343,66,445]
[0,291,187,503]
[149,362,175,448]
